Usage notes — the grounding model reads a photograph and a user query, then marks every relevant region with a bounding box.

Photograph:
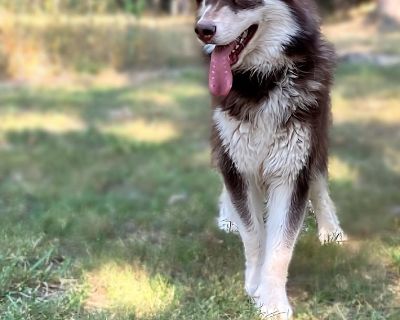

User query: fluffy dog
[194,0,347,318]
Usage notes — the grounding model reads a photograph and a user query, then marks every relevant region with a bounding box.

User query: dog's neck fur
[216,67,286,121]
[216,45,332,124]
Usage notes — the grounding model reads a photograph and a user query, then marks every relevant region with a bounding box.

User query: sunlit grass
[329,156,359,183]
[333,93,400,124]
[0,111,85,134]
[133,91,177,107]
[384,147,400,174]
[0,111,181,144]
[132,83,206,107]
[101,119,179,143]
[85,263,176,317]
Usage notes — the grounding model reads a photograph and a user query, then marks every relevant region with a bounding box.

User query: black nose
[195,23,217,43]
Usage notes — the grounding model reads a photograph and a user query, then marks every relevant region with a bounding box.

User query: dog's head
[194,0,318,96]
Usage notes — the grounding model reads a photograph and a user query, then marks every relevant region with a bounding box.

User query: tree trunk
[169,0,177,15]
[169,0,192,15]
[152,0,161,14]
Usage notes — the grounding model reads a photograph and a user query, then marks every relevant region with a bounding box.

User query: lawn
[0,21,400,320]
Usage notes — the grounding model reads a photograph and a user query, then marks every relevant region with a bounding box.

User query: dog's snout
[195,22,217,43]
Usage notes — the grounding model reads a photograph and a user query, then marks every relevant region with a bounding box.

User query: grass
[0,13,400,320]
[0,63,399,319]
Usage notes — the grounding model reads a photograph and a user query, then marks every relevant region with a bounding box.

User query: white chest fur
[213,103,311,181]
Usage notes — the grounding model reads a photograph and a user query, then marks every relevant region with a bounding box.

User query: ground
[0,12,399,320]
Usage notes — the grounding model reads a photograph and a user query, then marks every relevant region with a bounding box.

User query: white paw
[217,218,239,234]
[253,284,293,319]
[255,297,293,319]
[259,305,293,320]
[318,228,348,245]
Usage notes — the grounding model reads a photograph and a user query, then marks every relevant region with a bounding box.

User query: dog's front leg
[220,178,265,297]
[239,178,265,297]
[219,156,265,297]
[255,170,310,319]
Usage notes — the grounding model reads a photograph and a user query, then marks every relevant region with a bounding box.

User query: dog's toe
[257,302,293,320]
[318,228,348,245]
[217,218,239,234]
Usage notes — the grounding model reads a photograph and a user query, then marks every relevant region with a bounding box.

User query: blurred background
[0,1,399,319]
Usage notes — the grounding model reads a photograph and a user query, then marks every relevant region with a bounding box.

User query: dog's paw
[318,228,348,245]
[254,297,293,320]
[217,218,239,234]
[259,305,293,320]
[253,284,293,319]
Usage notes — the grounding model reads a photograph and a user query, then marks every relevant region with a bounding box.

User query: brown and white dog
[194,0,347,319]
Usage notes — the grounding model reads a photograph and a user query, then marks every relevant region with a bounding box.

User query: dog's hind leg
[310,173,347,245]
[217,186,240,234]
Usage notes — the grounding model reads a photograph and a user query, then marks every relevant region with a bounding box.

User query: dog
[194,0,347,319]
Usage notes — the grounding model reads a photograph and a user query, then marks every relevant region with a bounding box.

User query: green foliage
[123,0,146,16]
[0,0,146,15]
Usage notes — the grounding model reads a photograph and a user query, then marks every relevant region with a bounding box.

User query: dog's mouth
[209,24,258,97]
[229,24,259,66]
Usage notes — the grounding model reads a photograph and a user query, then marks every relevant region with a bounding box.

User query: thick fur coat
[194,1,347,318]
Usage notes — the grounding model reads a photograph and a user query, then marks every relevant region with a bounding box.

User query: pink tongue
[209,44,234,97]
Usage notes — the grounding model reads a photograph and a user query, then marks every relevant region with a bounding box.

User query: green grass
[0,62,399,319]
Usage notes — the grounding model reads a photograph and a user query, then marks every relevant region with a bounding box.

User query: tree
[152,0,193,15]
[114,0,146,15]
[169,0,192,15]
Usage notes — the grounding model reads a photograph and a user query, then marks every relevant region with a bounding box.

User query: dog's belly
[213,108,311,180]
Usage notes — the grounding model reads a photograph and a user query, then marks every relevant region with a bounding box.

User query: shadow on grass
[336,63,400,100]
[0,69,208,127]
[330,121,400,236]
